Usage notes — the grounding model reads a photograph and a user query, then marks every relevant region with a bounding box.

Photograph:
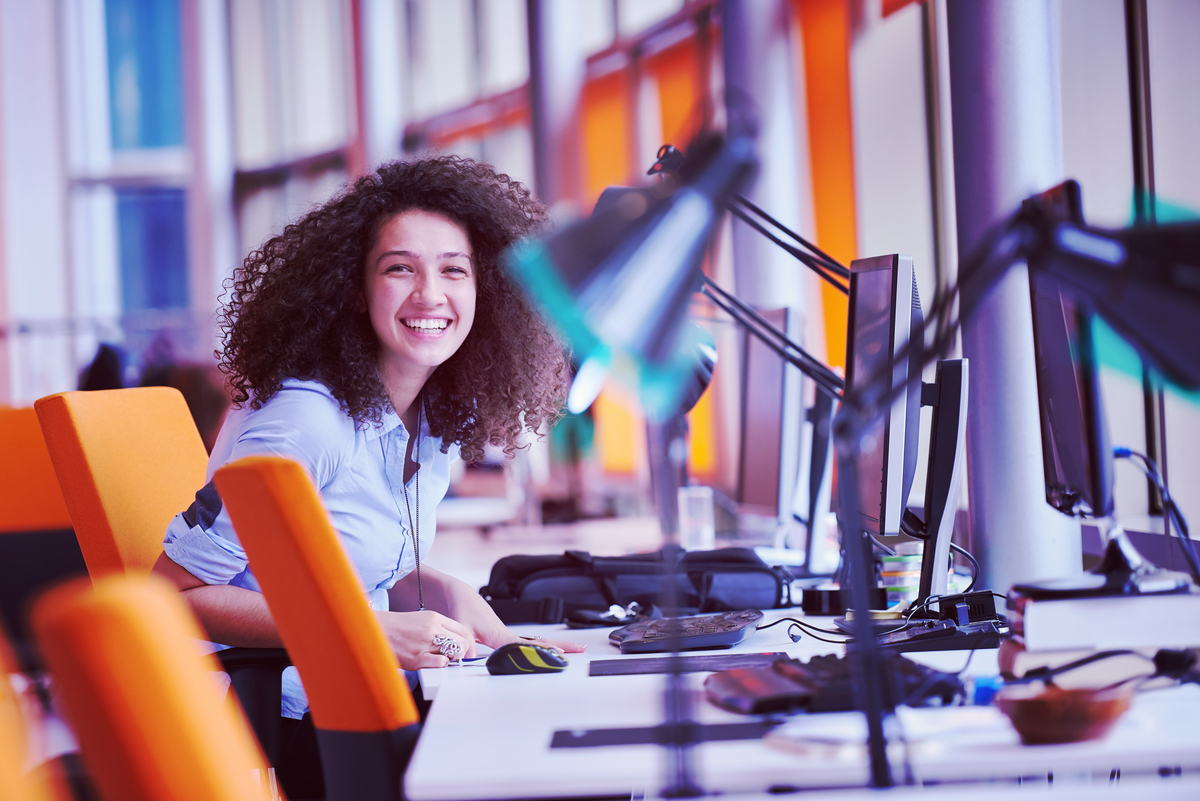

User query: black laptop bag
[480,546,790,624]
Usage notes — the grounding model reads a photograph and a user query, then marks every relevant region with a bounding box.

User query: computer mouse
[485,642,569,675]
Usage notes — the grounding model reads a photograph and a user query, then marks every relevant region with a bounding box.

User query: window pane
[479,0,528,95]
[229,0,350,169]
[116,187,189,311]
[617,0,682,37]
[409,0,477,117]
[578,0,616,55]
[105,0,184,149]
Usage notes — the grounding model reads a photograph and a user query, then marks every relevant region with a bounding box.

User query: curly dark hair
[219,156,568,462]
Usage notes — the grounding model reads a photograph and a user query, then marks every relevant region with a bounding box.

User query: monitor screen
[1026,180,1114,519]
[1030,275,1114,518]
[845,254,924,536]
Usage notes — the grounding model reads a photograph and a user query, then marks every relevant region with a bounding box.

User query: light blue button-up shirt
[163,378,457,717]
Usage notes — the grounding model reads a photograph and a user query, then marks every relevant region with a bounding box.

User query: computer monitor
[1030,275,1114,519]
[735,307,836,575]
[844,254,925,536]
[737,308,796,516]
[843,255,970,612]
[1027,181,1115,520]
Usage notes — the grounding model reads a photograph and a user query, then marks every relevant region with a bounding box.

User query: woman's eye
[445,265,469,276]
[386,263,413,274]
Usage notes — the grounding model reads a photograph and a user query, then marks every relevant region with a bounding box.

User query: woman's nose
[411,269,445,305]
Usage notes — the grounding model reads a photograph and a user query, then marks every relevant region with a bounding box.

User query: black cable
[1114,448,1200,579]
[900,649,975,708]
[757,616,851,638]
[787,623,855,645]
[1011,649,1151,686]
[899,510,980,593]
[1119,449,1190,537]
[950,542,979,592]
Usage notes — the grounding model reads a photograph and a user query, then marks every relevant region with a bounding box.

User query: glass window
[617,0,682,38]
[229,0,350,169]
[115,187,189,311]
[105,0,185,149]
[578,0,617,55]
[408,0,477,118]
[478,0,528,96]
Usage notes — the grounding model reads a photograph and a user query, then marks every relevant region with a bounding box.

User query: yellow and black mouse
[485,642,569,675]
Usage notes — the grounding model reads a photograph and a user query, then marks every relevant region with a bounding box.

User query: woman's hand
[486,631,587,655]
[398,566,587,655]
[374,609,479,669]
[438,573,587,654]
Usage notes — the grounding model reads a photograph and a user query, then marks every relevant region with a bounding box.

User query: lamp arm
[726,205,850,294]
[700,277,844,399]
[731,193,850,279]
[648,143,850,292]
[1028,218,1200,391]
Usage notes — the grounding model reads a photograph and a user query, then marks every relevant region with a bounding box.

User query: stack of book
[1001,588,1200,687]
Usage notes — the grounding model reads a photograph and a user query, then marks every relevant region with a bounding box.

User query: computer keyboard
[608,609,764,653]
[705,652,964,715]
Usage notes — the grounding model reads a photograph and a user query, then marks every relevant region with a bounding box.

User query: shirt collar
[361,406,404,442]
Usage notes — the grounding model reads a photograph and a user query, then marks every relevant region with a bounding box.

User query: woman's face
[363,209,477,386]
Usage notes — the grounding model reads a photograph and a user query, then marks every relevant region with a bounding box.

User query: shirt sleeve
[163,381,357,585]
[221,382,356,487]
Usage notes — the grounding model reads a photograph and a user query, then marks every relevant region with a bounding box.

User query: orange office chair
[0,406,73,535]
[34,388,208,577]
[33,388,289,765]
[0,622,70,801]
[213,456,422,801]
[31,576,276,801]
[0,407,87,668]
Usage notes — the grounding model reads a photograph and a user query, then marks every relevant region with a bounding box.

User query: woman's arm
[154,552,477,667]
[388,565,586,654]
[152,552,283,647]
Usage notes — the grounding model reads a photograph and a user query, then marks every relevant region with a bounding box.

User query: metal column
[946,0,1082,593]
[724,0,812,525]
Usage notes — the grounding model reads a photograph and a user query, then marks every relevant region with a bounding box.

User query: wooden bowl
[995,682,1133,745]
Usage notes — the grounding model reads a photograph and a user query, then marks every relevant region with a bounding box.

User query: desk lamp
[832,184,1200,784]
[507,132,756,797]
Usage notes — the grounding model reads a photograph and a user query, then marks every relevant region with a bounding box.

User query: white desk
[406,611,1200,800]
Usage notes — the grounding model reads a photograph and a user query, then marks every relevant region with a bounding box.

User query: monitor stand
[1011,520,1195,600]
[878,359,1009,653]
[913,359,968,604]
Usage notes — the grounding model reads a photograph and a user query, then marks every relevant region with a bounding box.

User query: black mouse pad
[551,721,779,748]
[588,651,788,676]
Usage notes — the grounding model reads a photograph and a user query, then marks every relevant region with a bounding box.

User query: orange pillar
[579,70,646,478]
[794,0,857,369]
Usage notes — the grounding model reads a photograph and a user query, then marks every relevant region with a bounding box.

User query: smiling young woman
[150,157,581,797]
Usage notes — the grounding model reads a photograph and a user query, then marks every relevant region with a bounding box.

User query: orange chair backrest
[0,623,68,801]
[34,388,209,577]
[31,576,274,801]
[0,407,72,534]
[213,456,420,733]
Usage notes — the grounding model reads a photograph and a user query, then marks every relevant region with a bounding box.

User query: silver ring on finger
[432,634,463,660]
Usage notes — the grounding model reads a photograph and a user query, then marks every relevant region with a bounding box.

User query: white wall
[0,0,74,404]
